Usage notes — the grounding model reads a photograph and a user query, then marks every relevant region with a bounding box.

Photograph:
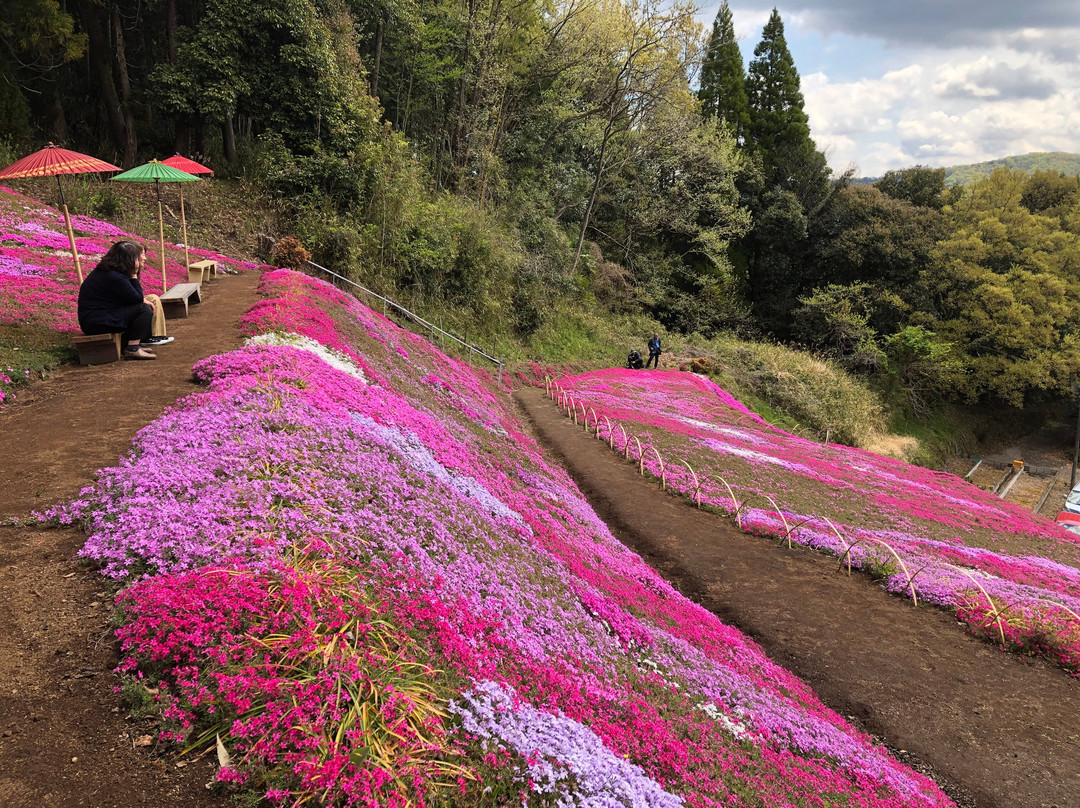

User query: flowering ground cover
[550,369,1080,675]
[48,269,955,806]
[0,187,263,406]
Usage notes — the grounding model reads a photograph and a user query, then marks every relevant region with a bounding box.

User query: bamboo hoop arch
[1035,597,1080,627]
[614,423,628,453]
[705,474,740,523]
[584,407,599,432]
[760,494,793,549]
[836,533,918,606]
[640,445,666,488]
[779,516,818,550]
[597,414,612,442]
[902,564,935,595]
[679,460,701,507]
[577,400,587,426]
[628,436,643,463]
[731,493,793,547]
[948,564,1006,646]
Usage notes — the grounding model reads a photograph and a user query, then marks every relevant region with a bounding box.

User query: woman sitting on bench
[129,264,173,347]
[77,241,157,361]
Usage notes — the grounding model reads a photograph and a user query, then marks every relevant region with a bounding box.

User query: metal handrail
[304,260,504,385]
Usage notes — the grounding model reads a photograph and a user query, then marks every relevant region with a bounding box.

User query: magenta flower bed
[49,270,955,806]
[0,186,268,407]
[0,186,265,332]
[551,369,1080,674]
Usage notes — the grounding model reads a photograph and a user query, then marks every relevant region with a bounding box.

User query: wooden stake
[61,203,83,283]
[179,184,191,270]
[157,200,167,295]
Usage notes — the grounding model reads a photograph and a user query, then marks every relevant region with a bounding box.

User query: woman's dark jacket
[77,266,144,330]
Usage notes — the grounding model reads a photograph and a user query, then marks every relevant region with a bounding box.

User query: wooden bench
[160,282,203,319]
[187,259,218,284]
[72,333,121,365]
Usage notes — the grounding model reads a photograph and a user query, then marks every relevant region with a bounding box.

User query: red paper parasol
[161,155,213,269]
[161,154,214,175]
[0,143,121,282]
[0,143,120,180]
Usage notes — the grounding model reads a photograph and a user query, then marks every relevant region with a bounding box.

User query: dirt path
[0,270,262,807]
[514,387,1080,808]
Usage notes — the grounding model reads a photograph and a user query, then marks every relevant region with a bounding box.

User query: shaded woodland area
[3,0,1080,420]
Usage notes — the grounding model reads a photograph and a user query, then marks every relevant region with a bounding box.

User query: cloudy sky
[706,2,1080,177]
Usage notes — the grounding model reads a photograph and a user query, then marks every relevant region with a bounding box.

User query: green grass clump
[0,324,75,407]
[682,335,887,448]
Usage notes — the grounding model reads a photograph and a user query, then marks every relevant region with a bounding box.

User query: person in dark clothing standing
[646,333,662,369]
[77,241,157,360]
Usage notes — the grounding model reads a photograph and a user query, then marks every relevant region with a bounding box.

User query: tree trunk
[166,0,178,62]
[48,79,69,144]
[570,115,615,275]
[175,119,190,155]
[76,0,129,161]
[111,4,138,167]
[194,114,206,156]
[447,0,479,181]
[222,116,237,164]
[371,21,383,97]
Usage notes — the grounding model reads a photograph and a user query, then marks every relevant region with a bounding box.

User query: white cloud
[695,4,1080,175]
[799,42,1080,176]
[803,65,922,136]
[729,2,1080,46]
[933,56,1057,101]
[1007,28,1080,63]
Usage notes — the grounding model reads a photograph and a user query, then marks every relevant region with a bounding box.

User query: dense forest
[3,0,1080,419]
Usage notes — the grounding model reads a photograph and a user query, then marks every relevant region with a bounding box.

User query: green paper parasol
[111,160,199,294]
[111,160,200,184]
[162,155,214,269]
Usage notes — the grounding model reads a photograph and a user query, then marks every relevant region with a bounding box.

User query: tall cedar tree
[698,2,749,142]
[745,8,812,182]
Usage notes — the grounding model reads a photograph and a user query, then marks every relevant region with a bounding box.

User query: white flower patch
[677,417,764,444]
[698,701,749,739]
[246,331,367,383]
[701,438,813,475]
[351,413,529,530]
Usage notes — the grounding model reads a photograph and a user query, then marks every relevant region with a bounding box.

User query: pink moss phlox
[556,369,1080,675]
[62,269,957,807]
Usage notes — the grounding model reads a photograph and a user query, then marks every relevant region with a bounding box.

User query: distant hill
[944,152,1080,186]
[850,152,1080,188]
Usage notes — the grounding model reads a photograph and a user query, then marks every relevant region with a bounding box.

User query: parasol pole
[178,183,191,270]
[56,176,83,283]
[155,180,167,295]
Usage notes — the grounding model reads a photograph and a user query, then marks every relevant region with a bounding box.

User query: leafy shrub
[270,237,311,269]
[311,225,357,270]
[87,186,125,218]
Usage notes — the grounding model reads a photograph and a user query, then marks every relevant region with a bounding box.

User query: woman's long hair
[95,241,145,277]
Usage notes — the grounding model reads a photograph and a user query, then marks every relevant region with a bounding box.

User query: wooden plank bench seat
[187,259,219,284]
[160,282,203,319]
[72,333,121,365]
